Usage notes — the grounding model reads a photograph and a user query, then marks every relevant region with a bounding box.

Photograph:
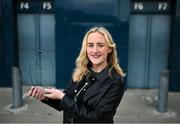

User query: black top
[42,66,125,123]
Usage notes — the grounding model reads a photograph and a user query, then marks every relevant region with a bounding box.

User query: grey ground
[0,87,180,123]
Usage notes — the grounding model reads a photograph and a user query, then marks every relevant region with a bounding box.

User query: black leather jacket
[42,67,125,123]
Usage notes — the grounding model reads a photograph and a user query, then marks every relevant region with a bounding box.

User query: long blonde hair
[72,27,125,82]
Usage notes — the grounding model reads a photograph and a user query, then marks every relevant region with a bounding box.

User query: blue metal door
[17,14,55,86]
[128,15,171,88]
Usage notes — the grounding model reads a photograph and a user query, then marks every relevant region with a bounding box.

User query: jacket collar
[90,65,111,83]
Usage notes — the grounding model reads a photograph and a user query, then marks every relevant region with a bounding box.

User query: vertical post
[157,70,169,113]
[12,66,23,108]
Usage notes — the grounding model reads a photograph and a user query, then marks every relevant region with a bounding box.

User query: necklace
[91,67,100,74]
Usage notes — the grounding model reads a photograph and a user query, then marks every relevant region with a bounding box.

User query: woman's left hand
[43,88,65,100]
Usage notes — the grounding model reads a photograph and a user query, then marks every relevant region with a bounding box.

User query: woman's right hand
[27,86,47,100]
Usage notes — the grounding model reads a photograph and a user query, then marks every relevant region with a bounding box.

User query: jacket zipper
[76,82,88,98]
[72,82,88,122]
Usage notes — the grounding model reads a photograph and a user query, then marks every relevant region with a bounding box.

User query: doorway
[128,14,171,88]
[17,14,55,86]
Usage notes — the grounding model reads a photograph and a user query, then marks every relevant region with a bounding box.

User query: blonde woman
[28,27,125,123]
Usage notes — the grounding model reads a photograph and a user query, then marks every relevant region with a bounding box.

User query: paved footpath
[0,87,180,123]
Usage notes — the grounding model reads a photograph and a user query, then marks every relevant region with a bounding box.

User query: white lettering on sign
[158,2,168,11]
[134,2,144,11]
[20,2,29,10]
[43,2,52,10]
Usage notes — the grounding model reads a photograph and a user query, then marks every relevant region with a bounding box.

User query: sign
[16,0,54,13]
[131,1,173,14]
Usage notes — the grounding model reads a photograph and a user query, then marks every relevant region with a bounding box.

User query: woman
[28,27,125,123]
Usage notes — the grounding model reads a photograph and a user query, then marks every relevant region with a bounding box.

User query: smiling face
[87,31,112,71]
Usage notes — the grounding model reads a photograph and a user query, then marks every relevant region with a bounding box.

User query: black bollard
[12,66,23,108]
[157,70,169,113]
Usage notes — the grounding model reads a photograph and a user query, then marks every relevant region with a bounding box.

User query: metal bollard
[157,70,169,113]
[12,66,23,108]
